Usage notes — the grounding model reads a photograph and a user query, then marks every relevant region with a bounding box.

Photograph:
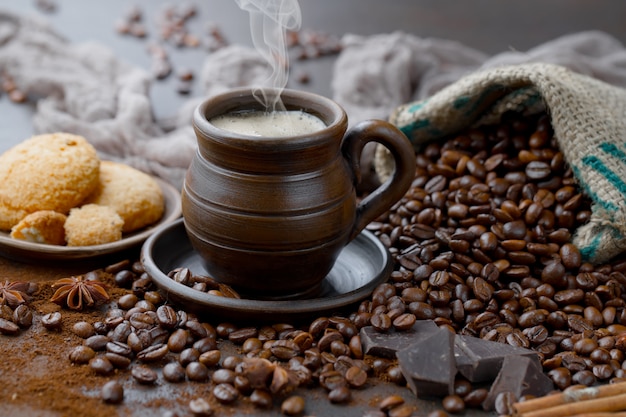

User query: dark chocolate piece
[360,320,439,358]
[454,335,539,382]
[396,327,456,398]
[483,354,554,411]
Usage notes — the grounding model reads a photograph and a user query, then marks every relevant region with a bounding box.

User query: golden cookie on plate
[84,161,164,233]
[0,133,100,231]
[64,204,124,246]
[10,210,67,245]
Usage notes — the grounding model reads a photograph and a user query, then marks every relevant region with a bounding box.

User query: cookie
[84,161,164,233]
[64,204,124,246]
[10,210,67,245]
[0,133,100,230]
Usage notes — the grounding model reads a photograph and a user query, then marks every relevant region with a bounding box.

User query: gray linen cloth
[2,10,626,191]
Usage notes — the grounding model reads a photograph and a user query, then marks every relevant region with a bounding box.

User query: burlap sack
[375,63,626,264]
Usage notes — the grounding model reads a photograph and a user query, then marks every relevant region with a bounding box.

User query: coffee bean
[367,312,390,333]
[345,365,368,388]
[388,313,414,331]
[105,352,131,369]
[132,365,158,384]
[156,305,178,329]
[184,361,208,382]
[213,383,238,404]
[85,335,111,351]
[69,345,96,364]
[179,348,200,367]
[90,356,114,375]
[189,397,213,416]
[328,386,351,404]
[137,343,169,362]
[106,341,132,357]
[281,395,305,416]
[168,328,189,353]
[494,391,516,415]
[163,361,186,383]
[198,349,220,368]
[12,305,32,328]
[463,388,488,407]
[442,394,465,414]
[41,311,62,330]
[250,389,273,409]
[101,380,124,404]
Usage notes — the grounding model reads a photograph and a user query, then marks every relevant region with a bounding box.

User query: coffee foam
[210,110,325,137]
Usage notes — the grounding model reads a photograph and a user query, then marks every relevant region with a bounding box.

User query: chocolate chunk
[483,354,554,411]
[360,320,439,358]
[396,327,456,398]
[454,335,539,382]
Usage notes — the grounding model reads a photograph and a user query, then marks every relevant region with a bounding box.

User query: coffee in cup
[182,88,416,299]
[210,110,326,137]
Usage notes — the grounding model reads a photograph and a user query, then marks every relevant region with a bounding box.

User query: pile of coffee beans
[9,110,626,416]
[364,111,626,408]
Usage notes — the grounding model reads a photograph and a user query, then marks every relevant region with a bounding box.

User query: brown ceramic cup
[182,88,415,299]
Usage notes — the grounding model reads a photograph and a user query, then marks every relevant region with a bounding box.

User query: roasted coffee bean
[168,328,189,353]
[463,388,488,407]
[12,305,32,328]
[106,341,132,357]
[105,352,131,369]
[379,394,404,412]
[186,361,209,382]
[212,368,236,384]
[494,391,516,415]
[250,389,273,409]
[85,335,111,351]
[179,348,201,366]
[101,380,124,404]
[71,321,95,338]
[163,361,186,383]
[213,383,238,404]
[156,305,178,329]
[345,365,368,388]
[69,345,96,364]
[442,394,465,414]
[41,312,63,330]
[114,270,135,289]
[229,327,258,344]
[137,343,169,362]
[189,397,213,416]
[132,365,158,384]
[90,356,114,375]
[193,336,217,353]
[328,386,351,404]
[392,313,416,331]
[198,349,221,367]
[281,395,305,416]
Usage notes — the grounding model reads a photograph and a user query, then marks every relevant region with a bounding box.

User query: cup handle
[341,120,416,241]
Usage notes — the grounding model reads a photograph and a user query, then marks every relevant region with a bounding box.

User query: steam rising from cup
[235,0,302,112]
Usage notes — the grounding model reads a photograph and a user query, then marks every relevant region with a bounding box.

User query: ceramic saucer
[141,218,393,321]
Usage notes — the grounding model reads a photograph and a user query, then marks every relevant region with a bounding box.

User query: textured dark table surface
[1,1,626,416]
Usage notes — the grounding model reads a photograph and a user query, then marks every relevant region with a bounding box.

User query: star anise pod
[0,280,31,308]
[50,276,110,310]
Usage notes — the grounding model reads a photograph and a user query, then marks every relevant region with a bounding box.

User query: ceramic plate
[0,178,181,262]
[141,218,393,321]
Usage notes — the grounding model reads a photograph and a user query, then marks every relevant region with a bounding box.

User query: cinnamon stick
[568,413,626,417]
[519,392,626,417]
[514,381,626,415]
